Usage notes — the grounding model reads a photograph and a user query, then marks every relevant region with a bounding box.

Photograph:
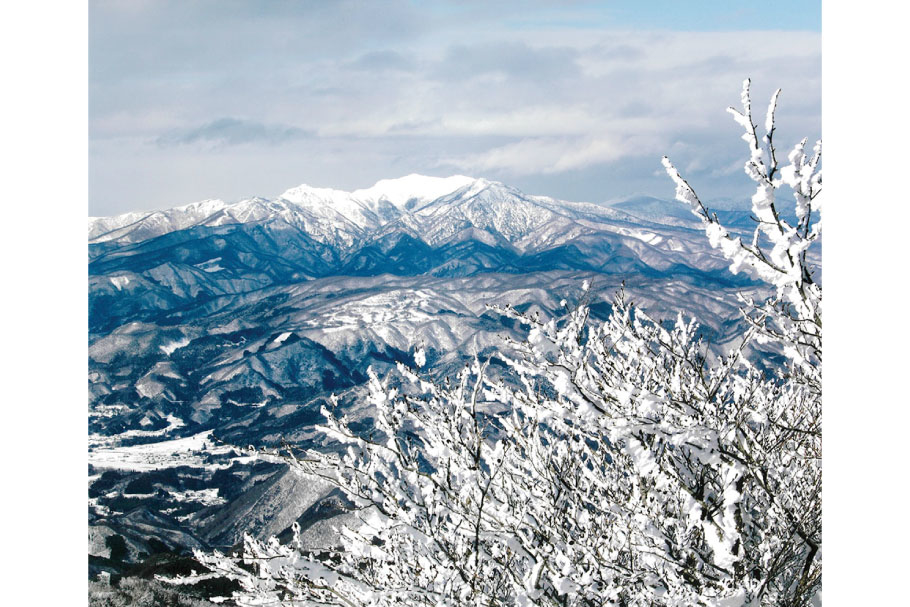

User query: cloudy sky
[89,0,820,216]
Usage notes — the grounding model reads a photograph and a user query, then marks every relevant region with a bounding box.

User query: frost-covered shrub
[168,80,821,607]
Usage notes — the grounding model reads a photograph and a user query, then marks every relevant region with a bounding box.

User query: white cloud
[442,131,666,175]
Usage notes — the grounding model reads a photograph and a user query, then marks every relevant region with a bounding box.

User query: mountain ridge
[89,174,663,247]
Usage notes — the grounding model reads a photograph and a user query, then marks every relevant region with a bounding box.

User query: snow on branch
[663,79,821,371]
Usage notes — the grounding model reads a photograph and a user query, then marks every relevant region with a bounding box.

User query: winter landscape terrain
[87,174,770,586]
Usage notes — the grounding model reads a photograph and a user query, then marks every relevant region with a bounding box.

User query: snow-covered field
[88,430,254,472]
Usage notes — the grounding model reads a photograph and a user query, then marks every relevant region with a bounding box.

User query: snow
[413,347,426,368]
[174,198,229,215]
[170,487,226,508]
[88,414,187,450]
[196,257,225,272]
[352,174,475,209]
[160,336,190,356]
[135,377,165,398]
[109,276,130,291]
[262,331,295,351]
[87,430,253,471]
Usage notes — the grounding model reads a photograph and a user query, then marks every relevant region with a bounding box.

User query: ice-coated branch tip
[765,88,782,134]
[741,78,752,111]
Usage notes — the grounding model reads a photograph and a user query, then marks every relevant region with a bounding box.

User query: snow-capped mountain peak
[173,197,230,215]
[278,184,354,206]
[265,175,485,232]
[351,174,477,209]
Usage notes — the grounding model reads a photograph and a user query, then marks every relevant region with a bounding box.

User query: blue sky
[89,0,821,215]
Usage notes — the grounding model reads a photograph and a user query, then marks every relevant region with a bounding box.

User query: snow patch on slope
[110,276,130,291]
[160,336,191,356]
[88,430,253,471]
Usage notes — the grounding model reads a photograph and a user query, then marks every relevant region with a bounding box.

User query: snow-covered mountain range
[89,175,754,327]
[88,174,762,578]
[90,174,755,251]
